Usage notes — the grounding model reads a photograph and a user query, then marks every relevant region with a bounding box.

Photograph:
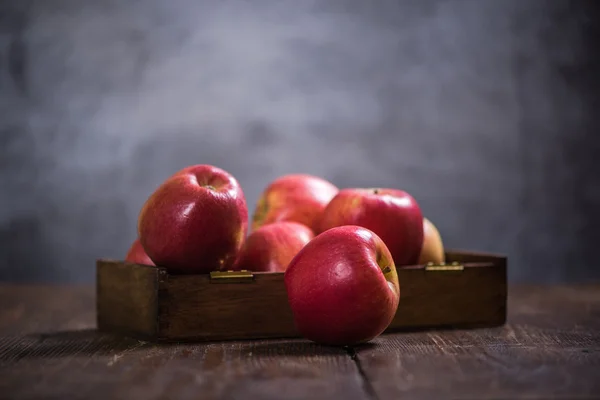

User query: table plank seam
[346,347,380,400]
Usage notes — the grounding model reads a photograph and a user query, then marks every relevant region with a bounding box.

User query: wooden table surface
[0,283,599,400]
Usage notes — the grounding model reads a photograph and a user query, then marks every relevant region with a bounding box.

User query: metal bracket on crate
[425,261,464,272]
[209,270,255,283]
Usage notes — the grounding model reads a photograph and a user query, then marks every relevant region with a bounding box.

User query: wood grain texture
[96,250,507,342]
[0,333,366,400]
[391,258,506,330]
[1,283,599,400]
[355,284,600,400]
[0,284,367,400]
[96,260,160,339]
[162,273,298,341]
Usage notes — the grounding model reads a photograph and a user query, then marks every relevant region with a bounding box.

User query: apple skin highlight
[284,225,400,346]
[319,188,424,267]
[138,164,248,274]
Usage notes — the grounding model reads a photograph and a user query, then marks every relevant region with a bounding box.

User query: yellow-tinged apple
[252,174,338,233]
[418,217,445,264]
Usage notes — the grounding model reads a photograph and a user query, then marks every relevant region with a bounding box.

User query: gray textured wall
[1,0,598,283]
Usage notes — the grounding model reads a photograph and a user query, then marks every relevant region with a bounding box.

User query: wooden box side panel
[96,250,508,342]
[96,260,160,339]
[160,273,298,341]
[388,261,507,331]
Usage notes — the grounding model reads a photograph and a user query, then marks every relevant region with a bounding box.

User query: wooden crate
[96,249,507,342]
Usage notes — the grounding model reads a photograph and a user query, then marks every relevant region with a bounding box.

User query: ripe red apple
[125,238,155,266]
[284,225,400,346]
[232,222,314,272]
[318,188,424,267]
[138,164,248,274]
[251,174,338,233]
[418,217,445,264]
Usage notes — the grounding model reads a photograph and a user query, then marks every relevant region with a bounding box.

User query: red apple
[318,188,424,267]
[284,225,400,345]
[418,217,445,264]
[232,222,314,272]
[125,238,155,266]
[251,174,338,233]
[138,164,248,274]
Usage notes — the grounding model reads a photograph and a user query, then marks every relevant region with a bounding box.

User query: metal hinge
[425,261,464,271]
[209,270,255,283]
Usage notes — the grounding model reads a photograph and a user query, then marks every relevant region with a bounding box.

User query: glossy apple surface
[284,225,400,346]
[418,217,445,264]
[138,164,248,273]
[232,222,314,272]
[125,238,155,266]
[318,188,424,267]
[252,174,338,233]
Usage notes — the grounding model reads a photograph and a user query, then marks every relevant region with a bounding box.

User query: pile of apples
[125,164,445,346]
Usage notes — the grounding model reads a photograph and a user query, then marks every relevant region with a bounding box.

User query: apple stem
[373,189,379,194]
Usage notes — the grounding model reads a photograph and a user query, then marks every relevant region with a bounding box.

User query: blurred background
[1,0,598,284]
